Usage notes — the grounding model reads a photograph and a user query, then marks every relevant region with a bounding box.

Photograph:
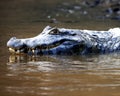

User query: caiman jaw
[8,46,28,54]
[31,41,64,53]
[8,41,64,54]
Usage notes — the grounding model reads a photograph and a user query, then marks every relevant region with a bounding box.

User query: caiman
[7,26,120,55]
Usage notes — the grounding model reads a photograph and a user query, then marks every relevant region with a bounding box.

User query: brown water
[0,0,120,96]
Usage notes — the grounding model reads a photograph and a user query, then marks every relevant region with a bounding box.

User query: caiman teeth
[16,50,20,54]
[8,47,25,54]
[9,48,16,53]
[8,41,63,54]
[32,49,35,53]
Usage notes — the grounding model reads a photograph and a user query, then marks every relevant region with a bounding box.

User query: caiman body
[7,26,120,55]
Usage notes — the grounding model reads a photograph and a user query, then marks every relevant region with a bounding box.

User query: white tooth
[9,48,15,53]
[16,50,20,54]
[32,49,35,53]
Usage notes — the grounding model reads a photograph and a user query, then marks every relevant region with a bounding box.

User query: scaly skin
[7,26,120,55]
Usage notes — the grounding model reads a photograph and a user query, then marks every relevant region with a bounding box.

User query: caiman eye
[49,28,60,35]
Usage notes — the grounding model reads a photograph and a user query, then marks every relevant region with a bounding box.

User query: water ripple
[5,53,120,96]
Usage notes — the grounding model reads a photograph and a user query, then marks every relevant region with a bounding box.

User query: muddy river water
[0,0,120,96]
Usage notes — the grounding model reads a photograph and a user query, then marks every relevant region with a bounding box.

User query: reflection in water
[8,54,120,73]
[6,54,120,96]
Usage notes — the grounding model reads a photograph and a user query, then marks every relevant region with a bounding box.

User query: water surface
[0,0,120,96]
[1,53,120,96]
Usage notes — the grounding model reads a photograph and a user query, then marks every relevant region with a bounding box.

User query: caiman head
[7,26,87,55]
